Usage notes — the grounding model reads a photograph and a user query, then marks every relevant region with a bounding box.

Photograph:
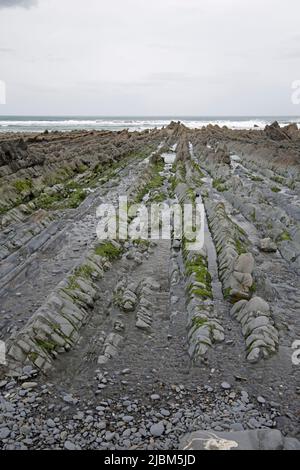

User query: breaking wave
[0,116,299,133]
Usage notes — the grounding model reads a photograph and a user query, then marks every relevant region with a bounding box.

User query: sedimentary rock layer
[0,122,299,450]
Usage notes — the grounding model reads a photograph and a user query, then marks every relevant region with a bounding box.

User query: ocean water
[0,115,299,133]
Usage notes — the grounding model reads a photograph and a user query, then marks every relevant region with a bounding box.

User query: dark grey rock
[150,422,165,437]
[64,440,77,450]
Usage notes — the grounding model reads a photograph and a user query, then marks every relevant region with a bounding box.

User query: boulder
[179,430,299,451]
[234,253,255,274]
[264,121,291,141]
[214,144,231,165]
[259,238,277,253]
[283,123,299,140]
[245,297,270,315]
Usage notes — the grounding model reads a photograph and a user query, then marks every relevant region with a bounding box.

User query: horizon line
[0,114,300,118]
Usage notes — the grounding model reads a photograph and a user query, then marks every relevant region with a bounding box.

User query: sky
[0,0,300,116]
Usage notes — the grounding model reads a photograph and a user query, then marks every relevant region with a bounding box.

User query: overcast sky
[0,0,300,116]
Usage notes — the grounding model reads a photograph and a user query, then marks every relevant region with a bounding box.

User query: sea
[0,116,299,133]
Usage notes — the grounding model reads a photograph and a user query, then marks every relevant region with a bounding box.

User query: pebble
[241,391,249,403]
[23,366,35,375]
[0,428,11,439]
[248,417,260,429]
[150,422,165,437]
[105,431,116,442]
[21,382,38,390]
[123,439,131,448]
[63,394,78,405]
[20,425,31,435]
[123,416,134,423]
[98,421,107,430]
[257,396,266,404]
[214,426,223,432]
[221,382,231,390]
[64,441,77,451]
[46,418,56,428]
[151,394,161,401]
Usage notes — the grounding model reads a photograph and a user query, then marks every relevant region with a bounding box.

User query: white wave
[181,119,300,130]
[0,117,299,132]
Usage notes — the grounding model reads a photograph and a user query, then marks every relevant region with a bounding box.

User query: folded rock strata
[231,297,279,363]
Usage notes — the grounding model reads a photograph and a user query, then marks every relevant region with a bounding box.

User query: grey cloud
[1,0,300,115]
[277,49,300,60]
[0,47,14,53]
[0,0,37,9]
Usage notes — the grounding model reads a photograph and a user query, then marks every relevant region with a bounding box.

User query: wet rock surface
[180,429,300,451]
[0,124,299,450]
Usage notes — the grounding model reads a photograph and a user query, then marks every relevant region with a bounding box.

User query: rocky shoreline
[0,122,299,450]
